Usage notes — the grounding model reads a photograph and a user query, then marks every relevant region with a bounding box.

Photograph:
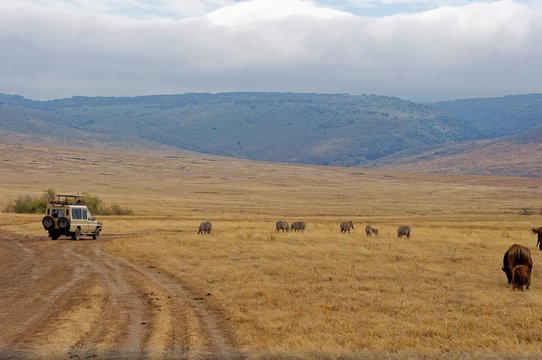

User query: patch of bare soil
[0,232,242,359]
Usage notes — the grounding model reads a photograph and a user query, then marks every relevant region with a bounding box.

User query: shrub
[106,203,134,216]
[82,194,133,216]
[4,188,57,213]
[4,189,133,215]
[81,193,133,215]
[4,195,48,214]
[82,192,105,215]
[44,188,56,202]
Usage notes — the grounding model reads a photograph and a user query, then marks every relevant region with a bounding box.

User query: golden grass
[31,284,107,359]
[99,216,542,358]
[2,140,542,358]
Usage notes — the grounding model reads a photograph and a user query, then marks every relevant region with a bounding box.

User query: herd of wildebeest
[198,220,542,292]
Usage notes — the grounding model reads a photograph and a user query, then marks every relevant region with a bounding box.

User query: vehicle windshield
[51,209,65,218]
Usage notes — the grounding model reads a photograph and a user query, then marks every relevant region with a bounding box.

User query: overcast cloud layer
[0,0,541,101]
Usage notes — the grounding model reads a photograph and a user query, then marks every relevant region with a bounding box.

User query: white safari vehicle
[41,194,102,240]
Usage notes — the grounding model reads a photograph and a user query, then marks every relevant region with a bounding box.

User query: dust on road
[0,232,241,359]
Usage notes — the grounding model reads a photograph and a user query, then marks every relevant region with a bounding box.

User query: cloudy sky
[0,0,540,101]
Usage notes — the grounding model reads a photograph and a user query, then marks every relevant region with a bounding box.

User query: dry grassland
[378,140,542,178]
[2,139,542,358]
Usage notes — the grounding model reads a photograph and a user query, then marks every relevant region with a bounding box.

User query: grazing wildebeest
[340,221,354,233]
[365,225,378,237]
[290,221,306,232]
[502,244,532,286]
[512,265,531,291]
[276,220,289,233]
[198,220,212,234]
[532,227,542,250]
[397,225,410,238]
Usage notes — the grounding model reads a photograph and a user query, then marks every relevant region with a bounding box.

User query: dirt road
[0,232,241,359]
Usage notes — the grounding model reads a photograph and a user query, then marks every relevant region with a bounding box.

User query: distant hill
[0,92,480,167]
[0,103,83,137]
[431,94,542,138]
[370,125,542,177]
[389,93,542,177]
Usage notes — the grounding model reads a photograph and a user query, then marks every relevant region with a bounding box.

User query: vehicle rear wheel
[42,216,54,230]
[58,217,70,230]
[92,228,100,240]
[71,227,81,241]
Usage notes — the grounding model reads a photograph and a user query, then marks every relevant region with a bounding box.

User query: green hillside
[0,92,480,166]
[431,94,542,137]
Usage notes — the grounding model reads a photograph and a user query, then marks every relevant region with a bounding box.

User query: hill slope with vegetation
[3,92,542,176]
[0,92,479,166]
[431,94,542,138]
[368,94,542,177]
[370,125,542,177]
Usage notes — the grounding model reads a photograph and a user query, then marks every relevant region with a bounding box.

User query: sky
[0,0,541,102]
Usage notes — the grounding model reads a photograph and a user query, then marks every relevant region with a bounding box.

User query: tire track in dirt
[63,244,152,359]
[0,234,88,352]
[112,254,239,359]
[0,232,242,359]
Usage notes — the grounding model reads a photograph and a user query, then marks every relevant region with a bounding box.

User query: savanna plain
[1,138,542,359]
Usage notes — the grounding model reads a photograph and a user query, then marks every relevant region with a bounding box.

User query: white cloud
[206,0,352,26]
[0,0,540,101]
[0,0,236,19]
[321,0,535,10]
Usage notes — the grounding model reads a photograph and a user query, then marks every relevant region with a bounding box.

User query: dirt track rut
[0,232,241,359]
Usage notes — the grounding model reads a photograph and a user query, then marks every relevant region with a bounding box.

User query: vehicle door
[81,209,90,233]
[86,210,97,233]
[71,207,83,232]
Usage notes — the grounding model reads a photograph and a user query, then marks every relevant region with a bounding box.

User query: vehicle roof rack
[51,194,86,205]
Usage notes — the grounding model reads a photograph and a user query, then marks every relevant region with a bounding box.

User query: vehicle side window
[82,209,87,220]
[87,211,92,220]
[72,208,82,219]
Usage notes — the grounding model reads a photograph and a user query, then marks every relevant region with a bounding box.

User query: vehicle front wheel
[92,228,100,240]
[71,228,81,241]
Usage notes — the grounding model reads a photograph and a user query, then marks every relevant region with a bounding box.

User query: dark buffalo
[512,265,531,291]
[532,227,542,250]
[502,244,532,285]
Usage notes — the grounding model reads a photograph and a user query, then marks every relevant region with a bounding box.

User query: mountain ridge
[2,91,542,176]
[431,93,542,138]
[0,91,480,166]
